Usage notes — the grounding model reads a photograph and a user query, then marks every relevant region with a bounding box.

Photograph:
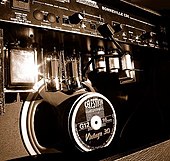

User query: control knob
[47,13,56,23]
[33,10,44,21]
[140,31,153,40]
[69,13,84,24]
[112,24,123,33]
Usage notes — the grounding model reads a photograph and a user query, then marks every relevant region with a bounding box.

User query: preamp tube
[94,47,106,72]
[121,52,134,79]
[108,50,120,73]
[121,53,133,71]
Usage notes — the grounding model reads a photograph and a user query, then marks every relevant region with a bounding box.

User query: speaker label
[70,92,116,152]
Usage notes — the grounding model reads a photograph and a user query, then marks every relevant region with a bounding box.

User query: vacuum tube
[120,45,135,82]
[107,49,120,73]
[65,50,82,92]
[44,49,60,92]
[93,47,106,72]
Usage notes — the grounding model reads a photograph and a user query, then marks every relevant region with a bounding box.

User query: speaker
[0,87,117,161]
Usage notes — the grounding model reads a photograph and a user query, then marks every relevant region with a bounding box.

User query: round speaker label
[70,92,116,152]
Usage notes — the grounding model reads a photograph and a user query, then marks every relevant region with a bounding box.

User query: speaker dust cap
[69,92,117,152]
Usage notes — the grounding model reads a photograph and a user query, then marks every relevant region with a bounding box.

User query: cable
[97,23,125,56]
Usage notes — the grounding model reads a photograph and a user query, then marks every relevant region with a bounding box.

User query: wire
[97,23,125,55]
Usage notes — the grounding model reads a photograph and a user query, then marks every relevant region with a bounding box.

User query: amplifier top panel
[0,0,168,50]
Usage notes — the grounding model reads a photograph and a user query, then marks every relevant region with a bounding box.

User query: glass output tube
[65,52,82,91]
[44,54,60,92]
[44,49,83,92]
